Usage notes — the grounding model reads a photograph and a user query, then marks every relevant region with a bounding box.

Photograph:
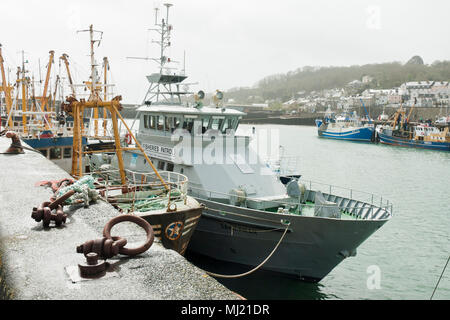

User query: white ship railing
[187,177,393,220]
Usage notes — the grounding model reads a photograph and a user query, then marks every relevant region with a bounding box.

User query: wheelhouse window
[166,162,174,172]
[165,117,172,132]
[157,161,165,170]
[173,117,181,131]
[221,117,236,134]
[157,116,164,131]
[201,117,211,134]
[182,116,196,133]
[150,116,156,129]
[210,117,224,130]
[50,147,62,160]
[63,147,72,159]
[143,115,149,129]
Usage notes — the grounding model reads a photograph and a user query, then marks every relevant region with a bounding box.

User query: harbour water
[185,124,450,300]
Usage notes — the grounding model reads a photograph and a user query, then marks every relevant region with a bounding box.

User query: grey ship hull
[188,198,387,282]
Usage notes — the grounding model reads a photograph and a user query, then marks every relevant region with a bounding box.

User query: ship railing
[265,155,301,176]
[85,168,189,202]
[187,180,393,220]
[298,178,393,214]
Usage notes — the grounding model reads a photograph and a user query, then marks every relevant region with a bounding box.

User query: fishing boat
[315,109,375,142]
[0,46,90,172]
[88,4,392,282]
[61,24,203,255]
[377,105,450,151]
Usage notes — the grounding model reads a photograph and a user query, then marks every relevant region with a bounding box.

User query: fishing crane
[39,50,55,129]
[39,50,54,112]
[64,25,168,190]
[59,53,77,98]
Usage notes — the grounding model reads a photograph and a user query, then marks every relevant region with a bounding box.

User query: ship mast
[127,3,193,105]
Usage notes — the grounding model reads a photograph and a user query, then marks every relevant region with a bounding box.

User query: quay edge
[0,136,239,300]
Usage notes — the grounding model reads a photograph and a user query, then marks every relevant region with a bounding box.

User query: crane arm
[60,54,77,98]
[40,50,54,112]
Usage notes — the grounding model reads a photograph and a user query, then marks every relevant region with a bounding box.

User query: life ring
[125,132,132,144]
[165,221,184,241]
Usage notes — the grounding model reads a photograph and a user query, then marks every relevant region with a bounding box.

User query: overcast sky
[1,0,449,104]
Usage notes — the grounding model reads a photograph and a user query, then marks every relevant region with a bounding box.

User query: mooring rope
[430,254,450,300]
[204,222,290,279]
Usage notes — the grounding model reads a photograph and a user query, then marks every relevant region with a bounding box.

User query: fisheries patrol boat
[89,4,392,282]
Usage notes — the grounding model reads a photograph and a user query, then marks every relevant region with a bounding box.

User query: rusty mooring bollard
[75,215,154,278]
[4,131,24,154]
[31,190,75,227]
[76,236,127,259]
[77,252,106,278]
[31,203,67,228]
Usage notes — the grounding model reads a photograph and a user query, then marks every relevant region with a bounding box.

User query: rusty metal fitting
[103,215,154,256]
[76,236,127,259]
[78,252,106,278]
[31,190,74,227]
[48,189,76,209]
[166,202,177,213]
[31,203,67,228]
[4,131,24,154]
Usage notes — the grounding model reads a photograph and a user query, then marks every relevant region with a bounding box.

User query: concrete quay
[0,135,240,300]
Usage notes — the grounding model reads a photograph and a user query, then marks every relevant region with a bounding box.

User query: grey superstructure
[89,3,392,282]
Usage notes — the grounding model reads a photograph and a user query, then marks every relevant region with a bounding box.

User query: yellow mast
[406,99,416,123]
[40,50,54,113]
[52,75,60,111]
[0,44,13,128]
[60,54,76,98]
